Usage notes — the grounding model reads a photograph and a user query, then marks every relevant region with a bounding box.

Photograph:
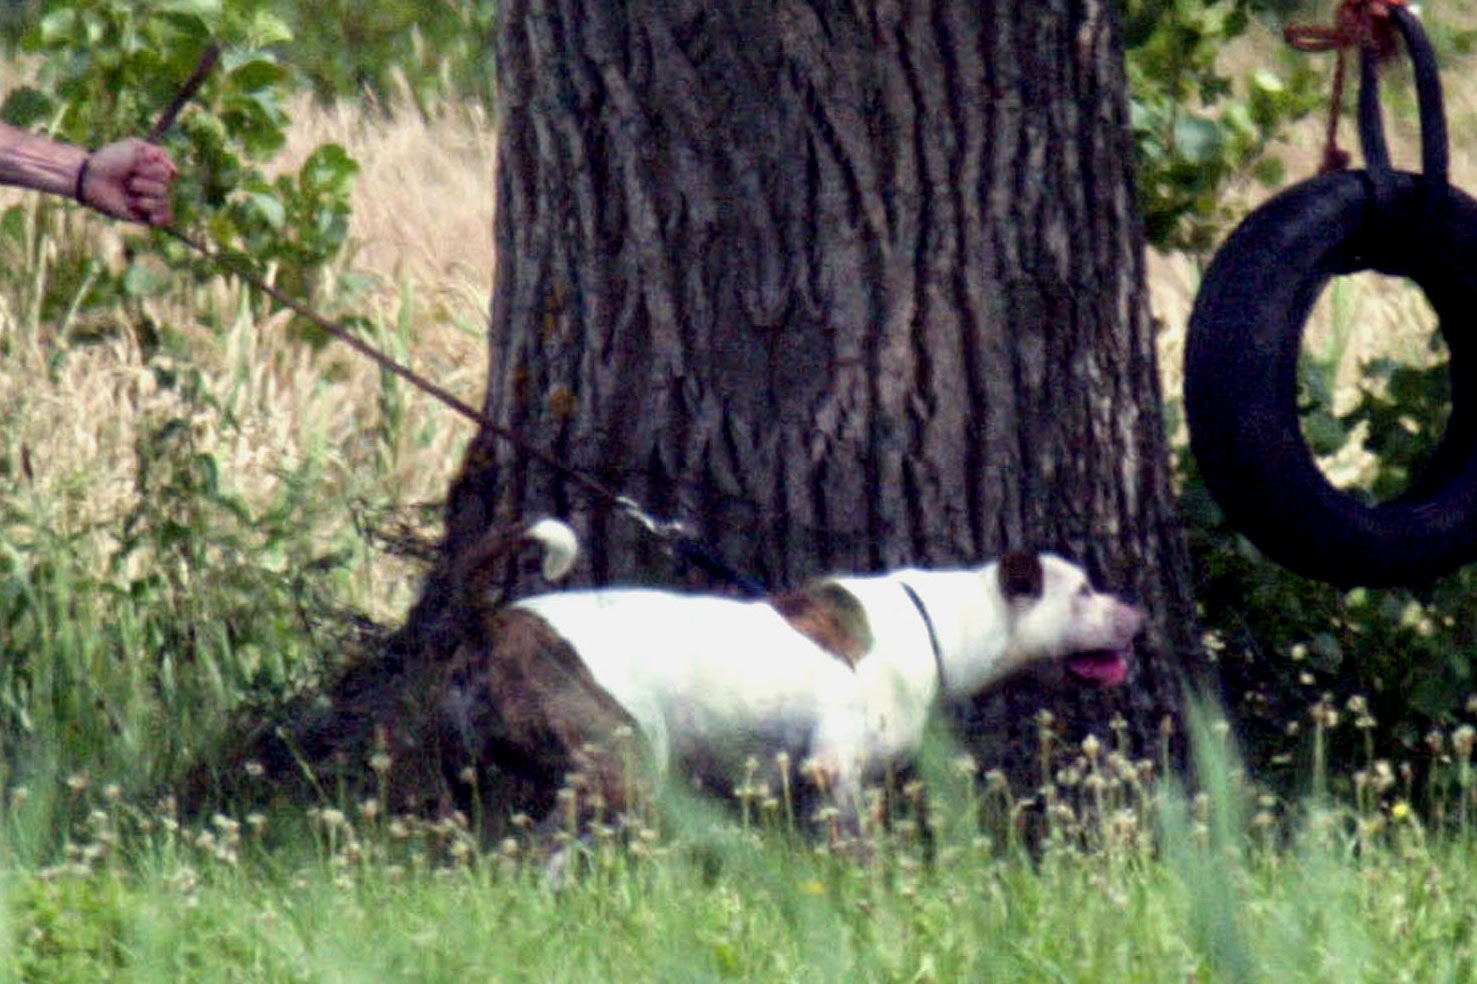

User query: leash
[139,44,767,596]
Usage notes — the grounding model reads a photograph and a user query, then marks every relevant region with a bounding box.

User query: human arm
[0,122,177,226]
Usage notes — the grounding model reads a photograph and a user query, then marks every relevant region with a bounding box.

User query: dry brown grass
[0,93,496,622]
[273,92,495,512]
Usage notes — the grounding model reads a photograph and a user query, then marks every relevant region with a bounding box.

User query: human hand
[77,138,178,227]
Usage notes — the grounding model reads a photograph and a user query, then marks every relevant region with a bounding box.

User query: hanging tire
[1184,168,1477,587]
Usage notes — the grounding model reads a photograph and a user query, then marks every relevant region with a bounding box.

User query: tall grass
[2,710,1476,981]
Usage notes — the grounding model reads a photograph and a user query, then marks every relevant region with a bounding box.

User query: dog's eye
[1076,583,1093,598]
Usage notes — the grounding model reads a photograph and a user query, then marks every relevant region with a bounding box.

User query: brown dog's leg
[437,609,647,836]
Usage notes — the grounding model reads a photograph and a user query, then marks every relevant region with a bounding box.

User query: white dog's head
[995,552,1143,687]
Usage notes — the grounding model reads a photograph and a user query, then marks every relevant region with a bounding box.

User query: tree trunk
[400,0,1202,791]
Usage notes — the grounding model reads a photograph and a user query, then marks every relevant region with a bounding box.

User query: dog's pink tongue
[1067,651,1129,687]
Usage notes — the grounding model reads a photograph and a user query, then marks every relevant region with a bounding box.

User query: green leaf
[1224,4,1248,38]
[1172,114,1224,166]
[0,87,53,127]
[245,9,294,47]
[37,9,81,47]
[1301,410,1348,457]
[300,143,359,191]
[244,191,286,229]
[1251,156,1286,188]
[156,13,215,46]
[1250,69,1284,95]
[123,259,174,298]
[153,0,222,16]
[227,56,288,93]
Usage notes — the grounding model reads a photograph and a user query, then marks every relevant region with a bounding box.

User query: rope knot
[1284,0,1413,174]
[1285,0,1408,61]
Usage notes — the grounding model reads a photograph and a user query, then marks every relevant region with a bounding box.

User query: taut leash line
[160,226,628,512]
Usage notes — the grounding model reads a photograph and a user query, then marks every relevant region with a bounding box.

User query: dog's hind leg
[436,609,649,838]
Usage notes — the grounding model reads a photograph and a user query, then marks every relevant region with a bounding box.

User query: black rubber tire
[1184,169,1477,587]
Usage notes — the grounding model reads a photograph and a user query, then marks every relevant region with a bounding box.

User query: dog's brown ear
[998,551,1044,600]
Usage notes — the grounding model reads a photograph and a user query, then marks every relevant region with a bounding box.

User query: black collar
[900,582,947,696]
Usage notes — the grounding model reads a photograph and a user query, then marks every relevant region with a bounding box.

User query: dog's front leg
[799,743,874,853]
[803,704,876,846]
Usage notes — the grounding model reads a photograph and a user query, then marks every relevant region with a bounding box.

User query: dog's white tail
[526,518,579,581]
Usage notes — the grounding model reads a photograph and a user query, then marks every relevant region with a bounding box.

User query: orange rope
[1284,0,1410,173]
[1285,0,1406,58]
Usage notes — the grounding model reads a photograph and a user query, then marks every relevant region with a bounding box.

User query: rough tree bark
[390,0,1203,791]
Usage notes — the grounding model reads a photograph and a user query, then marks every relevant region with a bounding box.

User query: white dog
[437,519,1144,832]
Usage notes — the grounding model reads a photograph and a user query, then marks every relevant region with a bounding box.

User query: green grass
[2,700,1476,982]
[3,739,1477,984]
